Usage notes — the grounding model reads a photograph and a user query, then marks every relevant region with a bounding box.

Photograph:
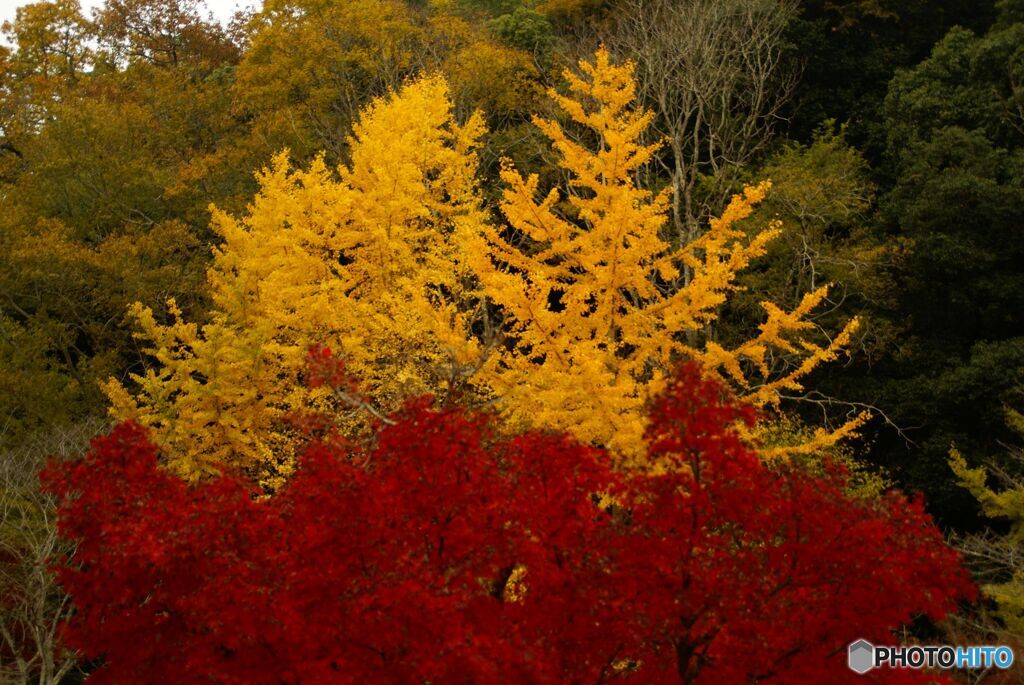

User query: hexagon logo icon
[848,639,875,674]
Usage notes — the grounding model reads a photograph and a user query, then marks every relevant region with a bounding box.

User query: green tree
[727,126,894,356]
[785,0,997,156]
[488,7,555,59]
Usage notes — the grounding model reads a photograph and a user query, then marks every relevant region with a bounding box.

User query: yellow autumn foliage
[105,75,489,487]
[467,49,864,462]
[107,49,864,483]
[949,407,1024,636]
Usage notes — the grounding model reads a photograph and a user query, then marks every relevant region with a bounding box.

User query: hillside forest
[1,0,1023,682]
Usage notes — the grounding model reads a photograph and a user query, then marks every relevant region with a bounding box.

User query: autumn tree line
[0,0,1022,682]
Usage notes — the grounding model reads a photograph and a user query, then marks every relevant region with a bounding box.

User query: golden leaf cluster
[107,50,864,482]
[106,76,487,486]
[469,49,864,461]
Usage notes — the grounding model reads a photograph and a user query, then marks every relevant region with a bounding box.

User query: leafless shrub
[0,418,105,684]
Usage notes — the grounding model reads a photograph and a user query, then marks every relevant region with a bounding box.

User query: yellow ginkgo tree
[108,49,864,485]
[105,75,489,487]
[466,49,863,463]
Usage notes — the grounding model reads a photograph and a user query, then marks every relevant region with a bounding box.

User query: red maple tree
[44,360,974,683]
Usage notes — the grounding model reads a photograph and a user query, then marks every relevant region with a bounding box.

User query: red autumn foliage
[44,361,974,684]
[305,344,361,393]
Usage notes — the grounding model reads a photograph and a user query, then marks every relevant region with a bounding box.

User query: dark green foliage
[852,2,1024,524]
[719,125,897,362]
[786,0,998,158]
[489,7,555,56]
